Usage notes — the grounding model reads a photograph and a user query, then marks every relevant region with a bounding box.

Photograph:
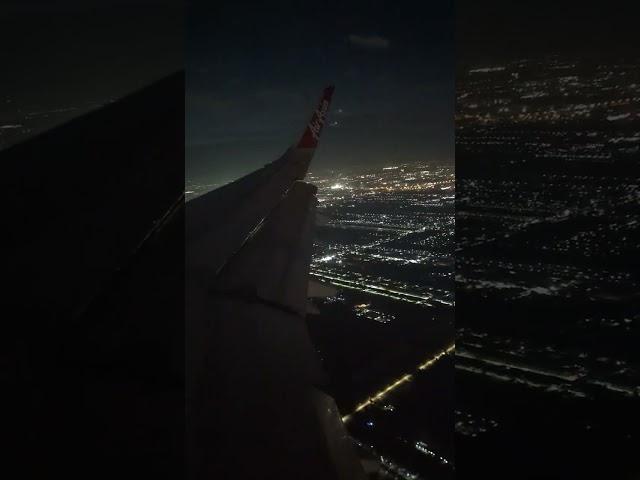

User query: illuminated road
[310,270,434,306]
[342,343,455,423]
[456,349,640,399]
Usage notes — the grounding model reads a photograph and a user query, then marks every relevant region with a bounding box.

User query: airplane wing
[186,86,366,479]
[186,85,335,277]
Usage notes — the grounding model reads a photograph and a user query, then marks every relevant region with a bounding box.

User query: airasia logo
[308,99,329,140]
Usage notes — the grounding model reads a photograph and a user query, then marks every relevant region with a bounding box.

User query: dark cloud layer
[348,34,390,50]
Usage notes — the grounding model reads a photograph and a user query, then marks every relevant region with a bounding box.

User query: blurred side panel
[3,73,185,479]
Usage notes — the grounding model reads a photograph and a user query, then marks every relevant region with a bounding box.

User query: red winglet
[296,85,335,149]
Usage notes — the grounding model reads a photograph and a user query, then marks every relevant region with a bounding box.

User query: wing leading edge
[186,85,335,278]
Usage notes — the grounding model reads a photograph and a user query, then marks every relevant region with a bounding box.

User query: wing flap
[212,181,317,316]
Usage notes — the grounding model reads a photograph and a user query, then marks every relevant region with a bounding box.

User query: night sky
[187,0,454,186]
[4,1,636,181]
[1,0,182,127]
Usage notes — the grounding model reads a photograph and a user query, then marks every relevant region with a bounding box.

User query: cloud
[348,34,390,50]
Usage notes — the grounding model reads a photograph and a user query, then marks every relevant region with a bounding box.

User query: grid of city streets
[306,162,455,480]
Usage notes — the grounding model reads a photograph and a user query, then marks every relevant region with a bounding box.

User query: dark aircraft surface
[4,73,185,479]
